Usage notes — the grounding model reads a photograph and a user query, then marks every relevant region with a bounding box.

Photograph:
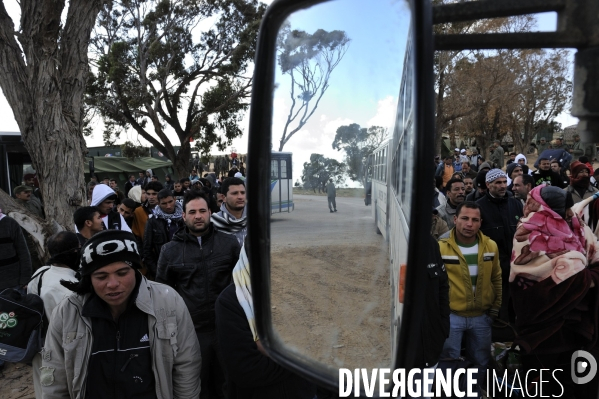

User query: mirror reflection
[269,0,412,374]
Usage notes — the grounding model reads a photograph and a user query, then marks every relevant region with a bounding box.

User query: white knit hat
[485,168,508,183]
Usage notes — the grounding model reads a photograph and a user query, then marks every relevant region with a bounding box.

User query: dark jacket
[476,193,523,268]
[0,215,32,290]
[124,180,136,197]
[417,235,450,368]
[156,225,241,332]
[215,284,316,399]
[82,274,156,398]
[142,216,181,276]
[164,175,174,191]
[476,192,523,322]
[531,169,567,188]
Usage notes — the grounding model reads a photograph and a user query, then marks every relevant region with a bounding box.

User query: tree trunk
[173,144,192,181]
[0,1,104,231]
[0,190,63,262]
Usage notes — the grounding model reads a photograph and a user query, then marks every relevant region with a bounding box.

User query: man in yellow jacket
[437,201,502,376]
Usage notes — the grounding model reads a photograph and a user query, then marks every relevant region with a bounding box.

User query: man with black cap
[466,170,488,202]
[41,230,201,399]
[476,169,524,333]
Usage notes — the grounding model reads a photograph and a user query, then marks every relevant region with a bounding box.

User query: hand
[487,309,499,320]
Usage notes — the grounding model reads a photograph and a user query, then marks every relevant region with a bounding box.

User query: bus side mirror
[246,0,435,394]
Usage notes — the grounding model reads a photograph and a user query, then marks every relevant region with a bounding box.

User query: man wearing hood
[510,186,599,397]
[157,190,240,399]
[531,157,567,188]
[478,161,492,173]
[211,177,247,246]
[142,169,153,187]
[514,153,531,175]
[476,169,523,331]
[89,184,132,232]
[27,231,80,398]
[143,189,183,279]
[566,161,599,204]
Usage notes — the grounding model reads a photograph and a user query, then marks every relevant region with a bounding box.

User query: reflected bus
[270,151,294,213]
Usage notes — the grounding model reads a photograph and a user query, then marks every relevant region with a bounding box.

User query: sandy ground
[271,245,391,371]
[2,362,35,399]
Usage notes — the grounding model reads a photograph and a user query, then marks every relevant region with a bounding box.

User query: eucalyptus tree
[87,0,265,178]
[277,23,350,151]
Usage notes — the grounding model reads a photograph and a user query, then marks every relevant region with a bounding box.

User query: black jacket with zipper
[417,235,450,368]
[156,224,240,332]
[142,216,181,277]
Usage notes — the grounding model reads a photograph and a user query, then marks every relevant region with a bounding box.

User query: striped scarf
[233,245,257,341]
[211,204,247,234]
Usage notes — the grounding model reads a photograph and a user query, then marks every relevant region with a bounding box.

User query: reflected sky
[272,0,411,186]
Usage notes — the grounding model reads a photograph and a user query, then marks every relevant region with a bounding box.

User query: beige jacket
[40,275,201,399]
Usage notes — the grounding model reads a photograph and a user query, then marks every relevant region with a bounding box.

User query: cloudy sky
[0,1,575,185]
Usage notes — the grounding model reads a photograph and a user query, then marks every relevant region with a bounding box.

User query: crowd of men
[4,135,599,397]
[0,162,320,399]
[429,135,599,397]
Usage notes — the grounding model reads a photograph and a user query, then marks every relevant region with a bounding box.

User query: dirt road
[270,194,392,371]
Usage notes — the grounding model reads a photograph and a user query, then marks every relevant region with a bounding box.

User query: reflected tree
[332,123,386,183]
[277,23,350,151]
[301,154,346,193]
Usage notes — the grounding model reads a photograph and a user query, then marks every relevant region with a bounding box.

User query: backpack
[0,284,46,363]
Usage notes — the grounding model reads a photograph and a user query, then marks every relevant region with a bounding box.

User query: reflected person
[215,244,316,399]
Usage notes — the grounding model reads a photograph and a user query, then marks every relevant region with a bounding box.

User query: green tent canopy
[84,157,176,187]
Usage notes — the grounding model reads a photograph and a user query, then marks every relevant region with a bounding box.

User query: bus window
[280,159,287,179]
[271,159,279,179]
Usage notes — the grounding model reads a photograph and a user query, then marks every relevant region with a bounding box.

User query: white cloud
[367,96,397,130]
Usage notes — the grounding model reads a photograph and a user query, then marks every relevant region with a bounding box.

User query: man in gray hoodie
[89,184,132,232]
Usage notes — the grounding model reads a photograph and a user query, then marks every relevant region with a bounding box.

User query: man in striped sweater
[437,201,502,382]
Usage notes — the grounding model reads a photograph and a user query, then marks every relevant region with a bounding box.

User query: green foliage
[121,141,150,160]
[301,153,346,193]
[86,0,266,175]
[332,124,386,182]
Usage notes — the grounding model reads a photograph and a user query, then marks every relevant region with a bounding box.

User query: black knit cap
[80,230,141,276]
